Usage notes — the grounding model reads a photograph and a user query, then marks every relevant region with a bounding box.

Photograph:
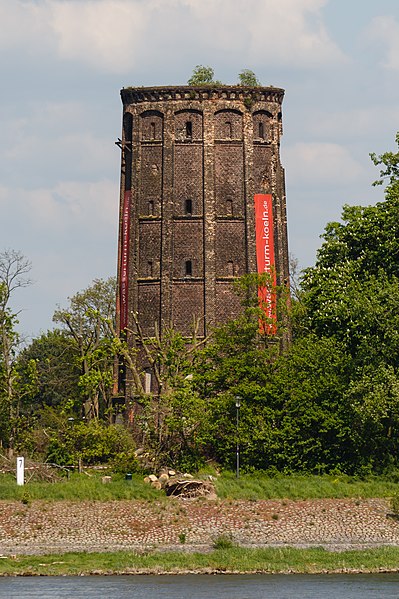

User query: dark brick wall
[253,145,273,192]
[139,110,163,141]
[253,110,272,142]
[215,221,246,278]
[215,281,243,323]
[173,144,203,216]
[139,145,162,216]
[214,109,243,140]
[174,109,203,141]
[172,220,203,278]
[138,221,161,279]
[172,282,205,336]
[214,144,244,217]
[138,283,161,337]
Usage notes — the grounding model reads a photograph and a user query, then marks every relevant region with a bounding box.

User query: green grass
[215,472,399,500]
[0,472,163,501]
[0,470,398,502]
[1,546,399,576]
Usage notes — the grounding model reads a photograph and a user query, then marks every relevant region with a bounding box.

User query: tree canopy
[187,65,221,86]
[5,133,399,476]
[237,69,260,86]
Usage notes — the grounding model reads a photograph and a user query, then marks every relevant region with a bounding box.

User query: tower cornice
[121,85,284,106]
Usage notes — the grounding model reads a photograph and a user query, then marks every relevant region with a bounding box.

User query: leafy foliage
[0,249,35,449]
[9,134,399,478]
[17,330,81,413]
[46,419,137,468]
[238,69,260,86]
[53,277,116,419]
[187,65,221,86]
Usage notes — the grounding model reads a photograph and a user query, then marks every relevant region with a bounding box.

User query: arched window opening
[185,260,193,277]
[185,121,193,139]
[227,261,234,277]
[226,198,233,216]
[185,199,193,215]
[148,200,154,216]
[259,122,264,139]
[150,122,156,139]
[225,121,232,138]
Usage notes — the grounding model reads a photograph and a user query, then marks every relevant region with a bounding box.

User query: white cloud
[0,179,118,235]
[305,106,399,140]
[367,15,399,71]
[48,0,148,73]
[0,0,345,73]
[0,180,118,336]
[246,0,346,67]
[0,0,51,50]
[0,101,118,185]
[283,142,365,186]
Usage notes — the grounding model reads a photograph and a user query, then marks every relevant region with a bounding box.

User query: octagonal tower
[117,85,289,395]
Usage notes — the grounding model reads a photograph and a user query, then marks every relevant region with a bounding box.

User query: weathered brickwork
[214,144,245,217]
[117,86,290,394]
[173,144,203,217]
[172,282,205,335]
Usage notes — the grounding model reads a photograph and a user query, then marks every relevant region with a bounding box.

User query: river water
[1,574,399,598]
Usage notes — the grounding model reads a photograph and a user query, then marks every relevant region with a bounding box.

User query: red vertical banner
[119,191,131,332]
[254,194,277,334]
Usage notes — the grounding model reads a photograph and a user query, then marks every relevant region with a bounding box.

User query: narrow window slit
[185,199,193,215]
[186,121,193,138]
[185,260,192,276]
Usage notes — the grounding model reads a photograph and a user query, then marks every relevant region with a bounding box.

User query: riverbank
[2,546,399,576]
[1,497,399,556]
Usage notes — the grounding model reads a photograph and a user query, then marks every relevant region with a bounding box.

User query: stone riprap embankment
[0,498,398,556]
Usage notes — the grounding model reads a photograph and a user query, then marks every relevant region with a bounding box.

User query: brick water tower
[116,85,289,395]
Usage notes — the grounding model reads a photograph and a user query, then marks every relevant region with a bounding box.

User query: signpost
[16,456,24,486]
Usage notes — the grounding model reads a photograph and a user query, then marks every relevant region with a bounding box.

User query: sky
[1,0,399,339]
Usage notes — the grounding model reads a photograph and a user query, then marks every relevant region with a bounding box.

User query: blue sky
[1,0,398,338]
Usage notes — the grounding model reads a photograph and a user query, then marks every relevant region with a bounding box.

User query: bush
[213,533,235,550]
[46,420,136,468]
[110,449,140,474]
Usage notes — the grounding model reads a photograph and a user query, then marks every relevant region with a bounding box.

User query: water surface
[1,573,399,598]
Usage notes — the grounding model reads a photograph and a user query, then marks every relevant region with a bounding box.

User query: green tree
[0,249,36,450]
[191,274,292,471]
[370,131,399,191]
[188,65,221,86]
[53,277,116,420]
[296,133,399,472]
[17,329,81,414]
[238,69,260,86]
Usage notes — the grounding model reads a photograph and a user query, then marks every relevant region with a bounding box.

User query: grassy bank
[0,473,162,501]
[0,471,398,502]
[1,546,399,576]
[215,472,399,500]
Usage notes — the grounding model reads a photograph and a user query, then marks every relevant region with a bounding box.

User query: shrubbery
[46,420,138,471]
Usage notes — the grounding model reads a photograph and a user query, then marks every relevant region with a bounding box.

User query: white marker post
[16,456,24,486]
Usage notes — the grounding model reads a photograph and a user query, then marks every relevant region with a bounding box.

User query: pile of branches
[164,478,216,498]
